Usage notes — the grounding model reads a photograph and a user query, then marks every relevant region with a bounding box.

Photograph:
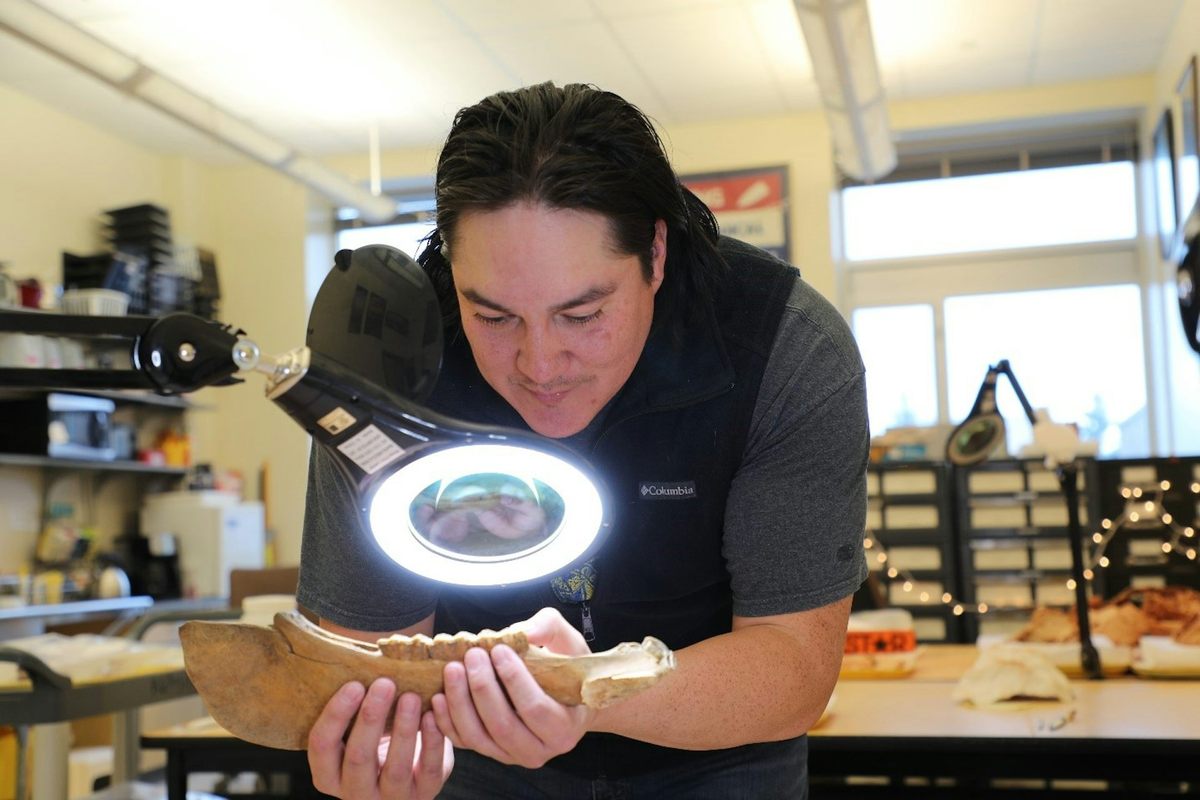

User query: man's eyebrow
[460,288,512,314]
[549,284,617,313]
[460,284,618,315]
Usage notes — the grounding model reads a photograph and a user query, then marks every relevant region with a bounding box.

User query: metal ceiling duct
[0,0,398,223]
[794,0,897,183]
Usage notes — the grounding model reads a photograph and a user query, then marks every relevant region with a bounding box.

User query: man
[298,82,868,799]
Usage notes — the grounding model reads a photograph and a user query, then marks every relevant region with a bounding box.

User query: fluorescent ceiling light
[794,0,897,182]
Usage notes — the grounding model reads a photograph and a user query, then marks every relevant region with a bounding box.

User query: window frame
[835,115,1162,452]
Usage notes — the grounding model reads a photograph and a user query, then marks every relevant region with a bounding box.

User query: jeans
[437,737,807,800]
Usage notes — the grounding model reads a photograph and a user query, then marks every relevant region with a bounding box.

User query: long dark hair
[417,82,726,340]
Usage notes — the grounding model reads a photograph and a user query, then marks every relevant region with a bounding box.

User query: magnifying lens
[946,414,1006,466]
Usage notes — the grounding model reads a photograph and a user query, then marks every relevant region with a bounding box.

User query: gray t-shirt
[297,276,868,630]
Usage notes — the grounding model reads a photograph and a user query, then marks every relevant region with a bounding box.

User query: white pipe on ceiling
[0,0,398,223]
[794,0,897,183]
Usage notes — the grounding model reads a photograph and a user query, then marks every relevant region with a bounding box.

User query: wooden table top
[816,644,1200,742]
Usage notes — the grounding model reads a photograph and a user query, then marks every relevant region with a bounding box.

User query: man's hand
[308,678,453,800]
[430,607,593,767]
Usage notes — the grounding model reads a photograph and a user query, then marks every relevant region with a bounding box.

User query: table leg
[166,751,188,800]
[31,721,69,800]
[14,725,28,800]
[111,708,140,783]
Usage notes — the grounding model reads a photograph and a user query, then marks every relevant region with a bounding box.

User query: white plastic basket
[60,288,130,316]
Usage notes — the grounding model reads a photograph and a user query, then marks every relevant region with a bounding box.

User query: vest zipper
[580,601,595,642]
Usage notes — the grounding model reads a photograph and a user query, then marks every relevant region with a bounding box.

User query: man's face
[449,202,666,438]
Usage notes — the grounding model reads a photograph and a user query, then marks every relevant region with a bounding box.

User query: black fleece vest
[427,239,797,653]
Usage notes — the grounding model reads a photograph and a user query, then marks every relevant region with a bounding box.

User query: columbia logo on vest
[639,481,697,499]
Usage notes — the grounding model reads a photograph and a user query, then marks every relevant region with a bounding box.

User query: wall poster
[681,166,791,263]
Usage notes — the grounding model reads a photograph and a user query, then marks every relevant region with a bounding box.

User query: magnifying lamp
[946,360,1103,680]
[0,245,609,587]
[944,360,1037,467]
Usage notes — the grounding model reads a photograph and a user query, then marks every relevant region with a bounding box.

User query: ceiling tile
[440,0,596,31]
[871,0,1040,71]
[1037,0,1181,48]
[745,0,817,110]
[607,3,781,119]
[596,0,738,19]
[32,0,149,24]
[480,21,660,103]
[896,57,1032,100]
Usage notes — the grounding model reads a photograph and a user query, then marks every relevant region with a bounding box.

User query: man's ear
[651,219,667,293]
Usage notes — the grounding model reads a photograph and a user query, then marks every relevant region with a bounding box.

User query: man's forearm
[588,600,849,750]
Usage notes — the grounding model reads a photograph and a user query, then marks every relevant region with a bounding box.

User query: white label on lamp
[337,425,404,475]
[317,407,358,435]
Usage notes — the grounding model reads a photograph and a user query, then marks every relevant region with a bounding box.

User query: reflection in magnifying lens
[410,474,565,560]
[369,443,606,585]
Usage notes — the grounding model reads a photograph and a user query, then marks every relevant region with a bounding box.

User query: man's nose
[516,323,566,384]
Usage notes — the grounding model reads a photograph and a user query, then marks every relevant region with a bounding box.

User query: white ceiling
[0,0,1185,164]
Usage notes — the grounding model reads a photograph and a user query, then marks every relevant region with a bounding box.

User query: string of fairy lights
[1083,480,1199,586]
[865,479,1200,616]
[863,531,979,616]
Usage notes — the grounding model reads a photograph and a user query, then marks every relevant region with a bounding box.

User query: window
[852,304,938,433]
[842,118,1156,458]
[334,188,436,259]
[336,219,435,259]
[842,162,1137,261]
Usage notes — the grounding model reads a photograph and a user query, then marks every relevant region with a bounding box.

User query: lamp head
[946,413,1006,466]
[283,244,610,586]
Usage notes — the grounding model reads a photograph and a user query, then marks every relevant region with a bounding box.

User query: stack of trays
[104,203,192,315]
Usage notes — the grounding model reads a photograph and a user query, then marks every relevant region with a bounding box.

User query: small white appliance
[140,491,265,599]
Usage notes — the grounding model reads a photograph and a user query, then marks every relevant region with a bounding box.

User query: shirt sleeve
[296,443,440,632]
[722,278,870,617]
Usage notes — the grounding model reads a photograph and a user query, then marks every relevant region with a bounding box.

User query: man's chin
[527,417,590,439]
[517,405,592,439]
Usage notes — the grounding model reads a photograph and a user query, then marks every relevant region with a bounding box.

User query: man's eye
[474,313,510,327]
[563,310,603,325]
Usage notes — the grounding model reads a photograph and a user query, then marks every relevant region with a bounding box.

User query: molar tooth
[378,633,433,660]
[430,632,460,660]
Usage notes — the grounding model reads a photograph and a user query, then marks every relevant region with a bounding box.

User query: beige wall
[1,82,170,285]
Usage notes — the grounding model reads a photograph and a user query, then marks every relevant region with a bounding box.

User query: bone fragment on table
[953,644,1073,707]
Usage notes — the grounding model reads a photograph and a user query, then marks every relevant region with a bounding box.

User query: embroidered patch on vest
[639,481,697,499]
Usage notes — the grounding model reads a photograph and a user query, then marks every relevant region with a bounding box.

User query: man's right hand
[308,678,453,799]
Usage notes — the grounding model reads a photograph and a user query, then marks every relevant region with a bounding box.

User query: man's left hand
[430,607,593,767]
